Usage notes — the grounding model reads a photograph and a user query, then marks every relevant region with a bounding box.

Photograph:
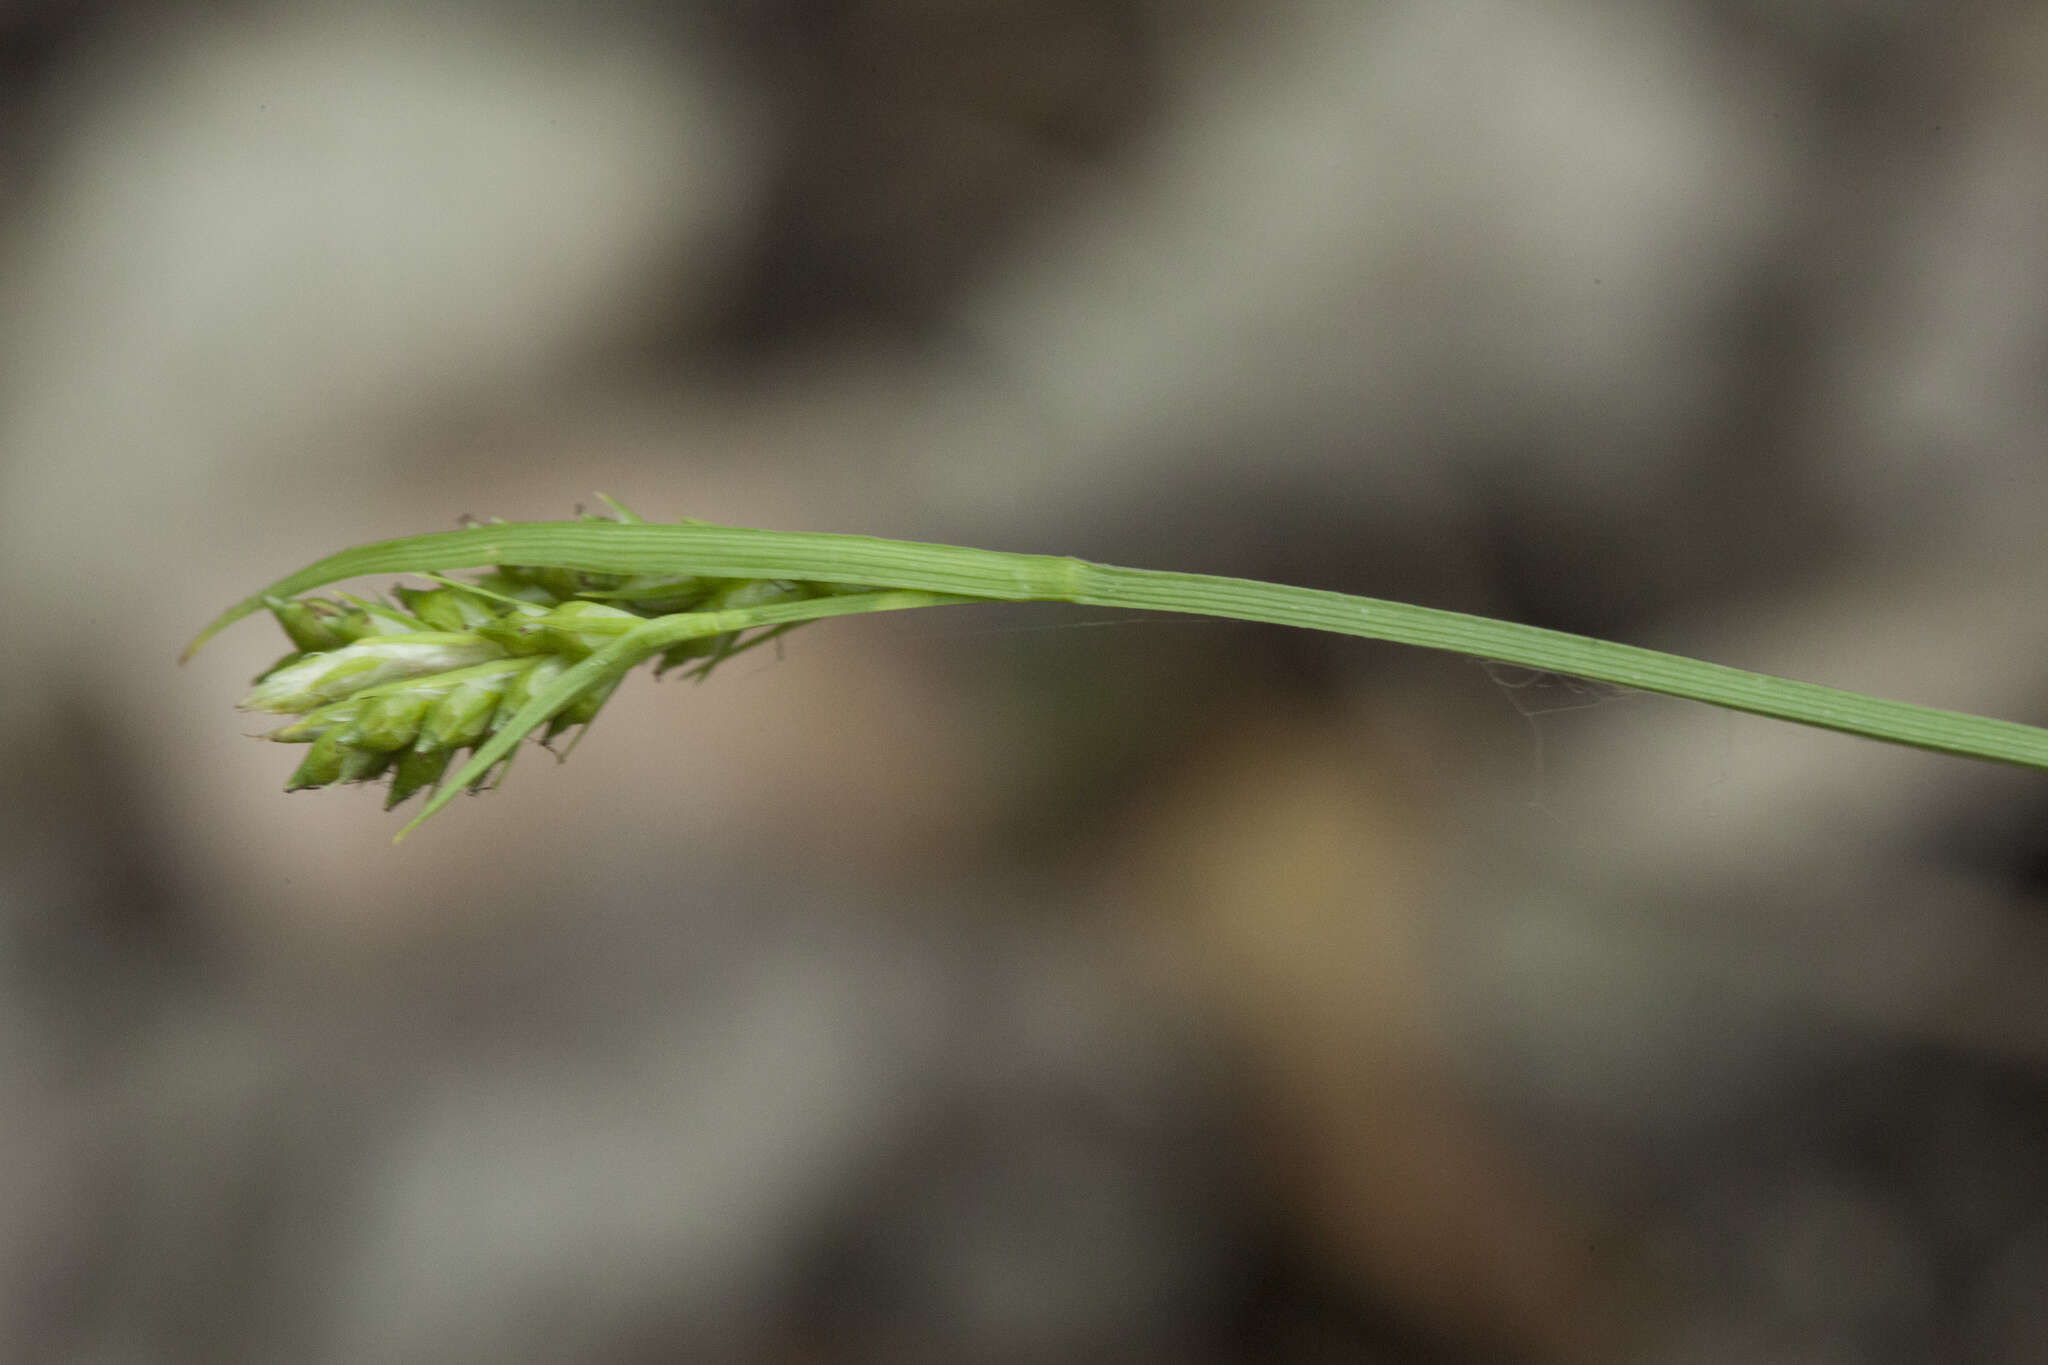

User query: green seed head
[223,518,857,816]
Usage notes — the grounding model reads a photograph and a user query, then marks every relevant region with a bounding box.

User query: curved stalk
[188,518,2048,836]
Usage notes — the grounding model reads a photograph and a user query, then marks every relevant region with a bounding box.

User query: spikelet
[240,542,855,810]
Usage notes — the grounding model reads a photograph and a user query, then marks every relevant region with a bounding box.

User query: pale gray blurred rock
[306,894,954,1365]
[0,1,757,670]
[918,0,1793,524]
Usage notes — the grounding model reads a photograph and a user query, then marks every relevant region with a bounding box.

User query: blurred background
[3,1,2048,1360]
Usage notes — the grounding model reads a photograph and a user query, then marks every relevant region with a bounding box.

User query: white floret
[242,636,506,713]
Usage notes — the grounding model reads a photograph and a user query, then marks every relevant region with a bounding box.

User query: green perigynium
[245,634,509,713]
[191,504,2048,839]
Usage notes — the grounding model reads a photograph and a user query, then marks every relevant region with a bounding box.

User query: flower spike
[190,504,2048,839]
[213,508,926,830]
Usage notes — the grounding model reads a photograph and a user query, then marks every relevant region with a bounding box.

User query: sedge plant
[185,503,2048,840]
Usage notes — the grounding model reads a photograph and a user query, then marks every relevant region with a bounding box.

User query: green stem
[1072,564,2048,770]
[189,520,2048,786]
